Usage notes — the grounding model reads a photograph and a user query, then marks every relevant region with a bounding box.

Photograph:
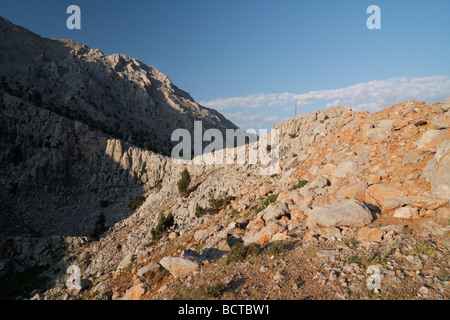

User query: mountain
[0,17,449,301]
[0,16,237,237]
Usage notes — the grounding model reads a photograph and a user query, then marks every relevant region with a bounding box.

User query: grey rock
[116,253,136,272]
[393,206,418,219]
[382,198,406,211]
[317,250,339,258]
[308,175,329,189]
[159,255,201,278]
[137,261,162,279]
[194,229,215,242]
[261,202,290,222]
[416,130,447,149]
[422,140,450,199]
[364,120,394,142]
[333,161,358,179]
[307,199,373,227]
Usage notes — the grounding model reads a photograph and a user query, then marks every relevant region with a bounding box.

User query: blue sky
[1,0,449,130]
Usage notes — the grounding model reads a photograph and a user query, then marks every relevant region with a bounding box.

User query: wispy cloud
[200,76,450,113]
[222,112,290,131]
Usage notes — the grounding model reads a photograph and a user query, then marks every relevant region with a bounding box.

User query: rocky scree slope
[33,99,450,300]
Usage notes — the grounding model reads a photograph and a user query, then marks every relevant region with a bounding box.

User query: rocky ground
[23,99,449,301]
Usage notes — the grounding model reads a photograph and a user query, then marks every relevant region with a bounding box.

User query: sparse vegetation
[0,266,50,300]
[149,179,163,191]
[363,245,394,266]
[227,242,262,264]
[177,168,191,196]
[142,141,151,150]
[198,283,229,299]
[249,194,279,215]
[150,212,174,241]
[265,241,286,257]
[195,194,235,217]
[91,212,106,240]
[175,282,229,300]
[129,194,145,211]
[410,238,436,257]
[347,255,362,264]
[290,179,308,190]
[195,204,208,217]
[344,237,361,249]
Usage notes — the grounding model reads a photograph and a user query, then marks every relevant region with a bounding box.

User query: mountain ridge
[0,17,449,301]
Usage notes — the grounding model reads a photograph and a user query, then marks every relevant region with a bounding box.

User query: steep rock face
[0,17,236,155]
[0,16,238,237]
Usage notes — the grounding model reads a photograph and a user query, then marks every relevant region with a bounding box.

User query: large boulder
[120,283,146,300]
[422,140,450,200]
[260,202,290,222]
[159,250,204,278]
[307,199,373,227]
[365,184,403,206]
[416,130,447,150]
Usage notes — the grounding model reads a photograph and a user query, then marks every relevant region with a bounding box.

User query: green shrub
[347,255,362,264]
[195,195,235,217]
[91,212,106,239]
[198,283,229,299]
[195,204,208,217]
[227,243,262,264]
[177,168,191,195]
[248,194,279,215]
[142,141,151,150]
[207,195,235,215]
[324,115,330,120]
[410,239,436,257]
[129,194,145,211]
[290,180,308,190]
[266,241,286,257]
[150,179,163,191]
[151,212,174,241]
[262,194,278,208]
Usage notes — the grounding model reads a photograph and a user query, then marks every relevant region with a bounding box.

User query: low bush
[290,180,308,190]
[227,242,262,264]
[129,194,145,211]
[177,168,191,196]
[151,212,174,241]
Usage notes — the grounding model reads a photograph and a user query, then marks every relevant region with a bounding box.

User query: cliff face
[0,16,237,237]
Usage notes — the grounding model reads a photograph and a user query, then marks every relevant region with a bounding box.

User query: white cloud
[223,112,290,131]
[200,75,450,113]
